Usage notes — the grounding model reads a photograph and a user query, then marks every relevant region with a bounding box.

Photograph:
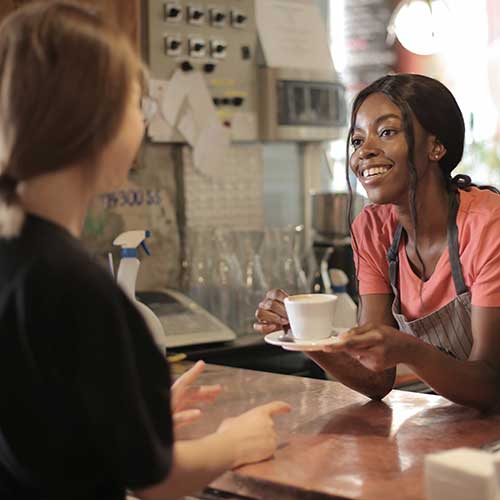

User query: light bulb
[390,0,451,56]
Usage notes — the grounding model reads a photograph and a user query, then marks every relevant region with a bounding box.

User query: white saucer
[264,328,349,352]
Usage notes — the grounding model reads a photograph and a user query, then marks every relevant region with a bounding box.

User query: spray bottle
[113,230,166,352]
[329,268,358,329]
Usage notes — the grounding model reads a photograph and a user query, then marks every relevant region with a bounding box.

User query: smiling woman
[340,73,500,409]
[254,73,500,411]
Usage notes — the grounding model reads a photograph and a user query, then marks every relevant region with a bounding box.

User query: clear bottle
[292,225,309,294]
[237,230,269,334]
[186,228,213,313]
[276,227,299,295]
[329,268,357,328]
[210,229,244,333]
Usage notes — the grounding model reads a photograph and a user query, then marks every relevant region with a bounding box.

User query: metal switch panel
[164,3,182,22]
[188,37,206,57]
[231,10,247,29]
[209,8,226,27]
[164,35,182,56]
[187,5,204,25]
[143,0,258,142]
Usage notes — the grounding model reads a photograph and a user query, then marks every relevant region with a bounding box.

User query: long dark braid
[398,98,428,290]
[448,174,500,194]
[345,131,361,319]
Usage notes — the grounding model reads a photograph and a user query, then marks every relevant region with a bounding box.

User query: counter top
[174,363,500,500]
[169,334,327,379]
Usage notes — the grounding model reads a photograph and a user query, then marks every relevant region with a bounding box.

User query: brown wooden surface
[173,363,500,500]
[0,0,141,49]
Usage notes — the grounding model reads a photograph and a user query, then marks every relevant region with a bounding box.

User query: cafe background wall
[0,0,140,46]
[0,0,334,293]
[262,0,331,230]
[394,0,500,189]
[0,0,181,291]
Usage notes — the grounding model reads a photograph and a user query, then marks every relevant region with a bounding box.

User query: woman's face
[349,92,431,206]
[94,81,145,193]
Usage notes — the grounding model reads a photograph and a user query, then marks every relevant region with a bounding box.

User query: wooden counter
[174,363,500,500]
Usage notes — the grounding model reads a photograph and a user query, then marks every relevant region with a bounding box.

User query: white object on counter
[329,268,357,329]
[113,230,166,352]
[425,448,497,500]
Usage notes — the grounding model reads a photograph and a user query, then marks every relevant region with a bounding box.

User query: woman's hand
[253,289,290,335]
[323,323,416,372]
[171,360,222,429]
[216,401,292,468]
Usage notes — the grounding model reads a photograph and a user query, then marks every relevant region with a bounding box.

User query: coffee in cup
[284,294,337,341]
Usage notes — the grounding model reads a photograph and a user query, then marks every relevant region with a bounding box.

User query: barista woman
[0,2,290,499]
[255,73,500,412]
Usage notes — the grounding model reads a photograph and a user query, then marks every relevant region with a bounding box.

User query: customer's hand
[253,289,290,335]
[217,401,292,468]
[171,360,222,429]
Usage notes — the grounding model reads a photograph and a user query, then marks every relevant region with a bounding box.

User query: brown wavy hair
[0,0,146,207]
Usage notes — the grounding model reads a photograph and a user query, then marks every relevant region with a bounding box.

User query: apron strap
[387,223,403,310]
[386,191,468,310]
[447,191,468,295]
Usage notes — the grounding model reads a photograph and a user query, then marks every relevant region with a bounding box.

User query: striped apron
[387,192,473,361]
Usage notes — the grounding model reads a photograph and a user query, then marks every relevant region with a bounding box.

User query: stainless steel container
[311,191,367,237]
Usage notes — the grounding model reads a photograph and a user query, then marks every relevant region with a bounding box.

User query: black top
[0,214,173,500]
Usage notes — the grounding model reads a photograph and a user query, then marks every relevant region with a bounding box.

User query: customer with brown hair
[0,2,290,499]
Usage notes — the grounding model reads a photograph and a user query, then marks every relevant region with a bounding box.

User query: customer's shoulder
[45,253,115,294]
[20,242,118,307]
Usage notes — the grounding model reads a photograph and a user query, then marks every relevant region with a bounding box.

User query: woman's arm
[307,293,397,400]
[328,305,500,411]
[254,290,397,400]
[404,305,500,411]
[135,435,236,500]
[136,401,291,500]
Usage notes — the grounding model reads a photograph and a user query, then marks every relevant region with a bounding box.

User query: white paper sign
[177,107,197,146]
[147,79,176,142]
[256,0,334,71]
[148,72,230,178]
[185,72,218,131]
[160,70,191,126]
[193,117,230,177]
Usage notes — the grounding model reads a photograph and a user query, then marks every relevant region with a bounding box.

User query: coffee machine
[310,191,366,301]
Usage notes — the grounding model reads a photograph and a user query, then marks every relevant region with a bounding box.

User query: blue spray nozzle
[141,240,151,256]
[121,248,138,258]
[113,230,152,258]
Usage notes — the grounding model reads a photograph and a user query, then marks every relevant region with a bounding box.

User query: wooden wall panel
[0,1,19,21]
[81,0,141,48]
[0,0,141,49]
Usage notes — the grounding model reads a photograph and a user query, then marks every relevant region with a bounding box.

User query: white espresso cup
[284,294,338,341]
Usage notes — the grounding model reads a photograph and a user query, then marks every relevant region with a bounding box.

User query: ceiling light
[387,0,452,56]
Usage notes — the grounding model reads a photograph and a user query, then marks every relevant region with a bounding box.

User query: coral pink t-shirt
[351,188,500,320]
